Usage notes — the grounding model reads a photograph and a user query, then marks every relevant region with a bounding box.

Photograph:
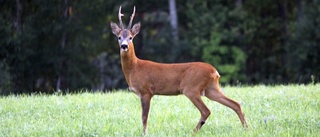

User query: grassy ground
[1,84,319,136]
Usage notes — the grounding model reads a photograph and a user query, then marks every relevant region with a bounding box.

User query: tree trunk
[12,0,23,93]
[236,0,242,7]
[276,0,288,81]
[14,0,22,35]
[297,0,304,23]
[168,0,179,45]
[56,0,70,91]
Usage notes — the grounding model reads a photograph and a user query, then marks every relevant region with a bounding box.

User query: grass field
[1,84,319,136]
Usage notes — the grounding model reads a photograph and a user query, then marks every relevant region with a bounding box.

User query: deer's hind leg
[205,79,248,128]
[184,90,211,132]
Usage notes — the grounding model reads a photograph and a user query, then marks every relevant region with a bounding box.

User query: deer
[110,6,248,134]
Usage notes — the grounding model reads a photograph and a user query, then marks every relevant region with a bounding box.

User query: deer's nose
[121,44,128,50]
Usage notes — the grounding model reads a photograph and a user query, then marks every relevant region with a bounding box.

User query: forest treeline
[0,0,319,94]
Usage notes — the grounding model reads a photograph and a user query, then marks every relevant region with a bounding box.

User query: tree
[287,0,320,83]
[168,0,179,46]
[181,0,247,84]
[1,0,319,94]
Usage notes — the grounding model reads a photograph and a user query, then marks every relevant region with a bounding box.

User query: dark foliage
[0,0,319,94]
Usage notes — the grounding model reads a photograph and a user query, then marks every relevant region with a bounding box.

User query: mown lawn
[1,84,319,136]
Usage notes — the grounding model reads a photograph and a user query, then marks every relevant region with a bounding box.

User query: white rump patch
[216,70,220,77]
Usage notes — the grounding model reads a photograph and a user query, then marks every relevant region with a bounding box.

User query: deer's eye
[118,37,121,40]
[129,37,132,40]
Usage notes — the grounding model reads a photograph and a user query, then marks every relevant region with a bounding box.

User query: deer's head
[110,6,140,52]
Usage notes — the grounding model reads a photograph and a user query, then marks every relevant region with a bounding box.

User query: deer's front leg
[140,94,152,134]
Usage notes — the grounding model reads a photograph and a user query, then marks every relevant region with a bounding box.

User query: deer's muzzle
[121,44,128,51]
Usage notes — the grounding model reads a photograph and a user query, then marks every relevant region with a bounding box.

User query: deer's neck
[120,45,138,86]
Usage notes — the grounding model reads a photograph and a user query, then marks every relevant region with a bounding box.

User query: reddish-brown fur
[110,6,247,134]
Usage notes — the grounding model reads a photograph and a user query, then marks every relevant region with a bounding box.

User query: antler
[118,6,124,29]
[127,6,136,29]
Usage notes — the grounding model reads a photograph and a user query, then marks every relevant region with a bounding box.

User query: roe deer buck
[110,6,248,134]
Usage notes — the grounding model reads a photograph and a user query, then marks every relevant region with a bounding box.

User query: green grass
[1,84,320,136]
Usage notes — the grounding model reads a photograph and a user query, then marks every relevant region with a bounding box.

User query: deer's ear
[131,22,141,37]
[110,22,121,36]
